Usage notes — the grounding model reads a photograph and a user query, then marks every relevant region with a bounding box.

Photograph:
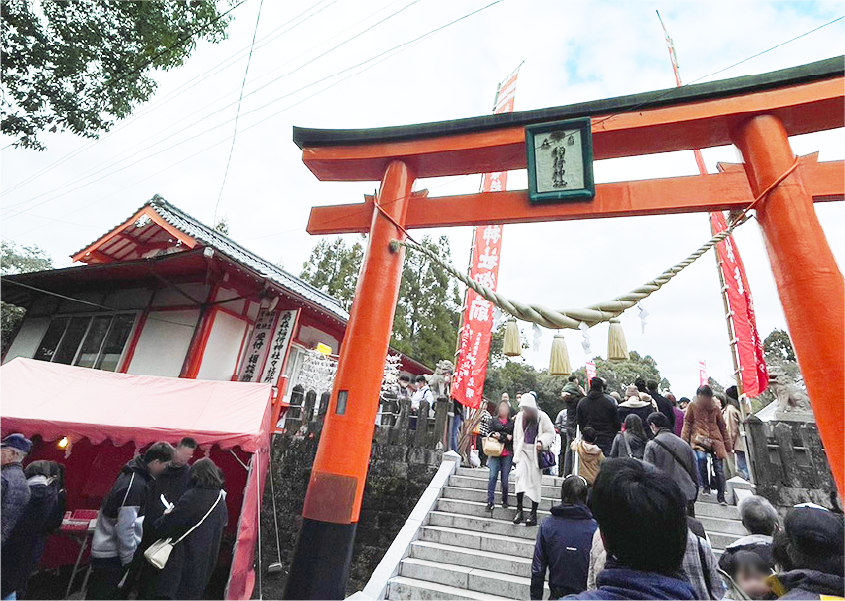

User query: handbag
[144,491,224,570]
[538,449,556,470]
[481,435,504,457]
[693,433,714,452]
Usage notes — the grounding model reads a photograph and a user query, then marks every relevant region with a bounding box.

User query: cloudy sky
[2,0,843,396]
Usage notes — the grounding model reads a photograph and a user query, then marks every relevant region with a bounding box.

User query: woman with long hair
[512,392,556,526]
[149,457,228,599]
[609,414,648,459]
[486,400,515,510]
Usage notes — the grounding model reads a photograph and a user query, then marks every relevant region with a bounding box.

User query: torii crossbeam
[284,57,845,599]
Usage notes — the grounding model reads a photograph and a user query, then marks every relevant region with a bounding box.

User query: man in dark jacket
[532,475,597,599]
[1,460,65,600]
[719,495,779,573]
[563,459,696,600]
[1,434,32,545]
[142,437,197,542]
[644,413,699,516]
[646,379,676,430]
[576,377,620,456]
[88,442,173,600]
[768,505,844,600]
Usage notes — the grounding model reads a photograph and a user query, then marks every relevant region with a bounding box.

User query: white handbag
[144,491,223,570]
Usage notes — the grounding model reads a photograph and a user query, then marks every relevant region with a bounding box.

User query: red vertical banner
[710,212,769,396]
[452,71,519,409]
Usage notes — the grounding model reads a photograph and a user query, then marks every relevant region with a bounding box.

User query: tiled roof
[147,195,349,322]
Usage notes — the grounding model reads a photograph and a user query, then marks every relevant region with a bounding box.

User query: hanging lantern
[503,318,521,357]
[549,333,571,376]
[607,319,629,361]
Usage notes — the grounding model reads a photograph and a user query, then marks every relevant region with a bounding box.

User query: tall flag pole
[657,11,768,398]
[452,65,521,410]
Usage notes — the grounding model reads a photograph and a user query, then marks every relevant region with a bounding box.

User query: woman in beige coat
[681,385,732,504]
[512,392,556,526]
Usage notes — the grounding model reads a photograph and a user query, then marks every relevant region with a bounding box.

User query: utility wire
[4,0,424,214]
[1,0,334,196]
[213,0,265,226]
[2,0,459,219]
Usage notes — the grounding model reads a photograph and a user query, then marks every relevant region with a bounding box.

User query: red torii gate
[284,57,844,599]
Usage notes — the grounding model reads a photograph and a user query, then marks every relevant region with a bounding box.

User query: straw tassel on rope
[503,318,521,357]
[607,319,629,361]
[549,333,571,375]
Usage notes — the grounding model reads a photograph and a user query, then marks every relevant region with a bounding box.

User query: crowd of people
[0,434,228,600]
[478,376,844,600]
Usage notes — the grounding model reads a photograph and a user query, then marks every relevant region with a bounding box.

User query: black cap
[785,506,845,556]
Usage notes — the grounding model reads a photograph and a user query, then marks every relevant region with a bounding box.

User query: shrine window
[33,312,137,372]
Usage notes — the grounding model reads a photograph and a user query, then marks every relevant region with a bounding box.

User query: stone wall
[253,423,442,599]
[745,417,839,511]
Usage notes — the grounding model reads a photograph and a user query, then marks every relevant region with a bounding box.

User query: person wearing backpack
[644,412,699,517]
[146,458,228,600]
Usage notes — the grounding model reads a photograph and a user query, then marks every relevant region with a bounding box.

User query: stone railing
[282,388,450,451]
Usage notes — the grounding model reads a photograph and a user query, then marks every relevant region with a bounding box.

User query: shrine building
[0,195,430,423]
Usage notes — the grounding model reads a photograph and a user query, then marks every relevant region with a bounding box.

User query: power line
[4,0,424,214]
[1,0,334,196]
[213,0,266,226]
[4,1,504,240]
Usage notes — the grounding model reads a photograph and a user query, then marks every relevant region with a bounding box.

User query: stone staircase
[385,466,747,600]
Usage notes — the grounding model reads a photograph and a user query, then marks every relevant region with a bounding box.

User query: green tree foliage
[569,351,669,397]
[391,235,461,369]
[299,236,365,312]
[299,235,461,369]
[2,0,233,150]
[483,349,671,418]
[1,241,52,355]
[764,328,796,363]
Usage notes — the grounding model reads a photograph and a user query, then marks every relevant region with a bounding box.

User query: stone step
[429,511,541,540]
[698,515,747,536]
[450,474,561,499]
[410,540,533,578]
[444,486,556,510]
[398,557,546,599]
[457,466,564,487]
[387,575,514,601]
[709,530,743,550]
[695,501,740,520]
[419,525,536,559]
[436,497,551,524]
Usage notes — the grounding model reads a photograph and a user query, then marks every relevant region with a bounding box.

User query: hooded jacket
[570,439,605,484]
[617,396,657,430]
[769,569,845,600]
[1,462,30,544]
[91,456,155,566]
[576,390,620,455]
[531,503,597,599]
[717,533,774,573]
[643,428,699,502]
[564,561,697,600]
[681,398,733,459]
[1,476,65,597]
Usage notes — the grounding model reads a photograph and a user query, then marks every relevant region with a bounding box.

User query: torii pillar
[284,57,844,599]
[732,114,844,481]
[284,161,415,599]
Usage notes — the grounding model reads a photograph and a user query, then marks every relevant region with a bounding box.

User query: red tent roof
[0,358,272,453]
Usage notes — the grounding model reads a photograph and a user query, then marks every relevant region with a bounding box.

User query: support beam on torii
[284,57,845,600]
